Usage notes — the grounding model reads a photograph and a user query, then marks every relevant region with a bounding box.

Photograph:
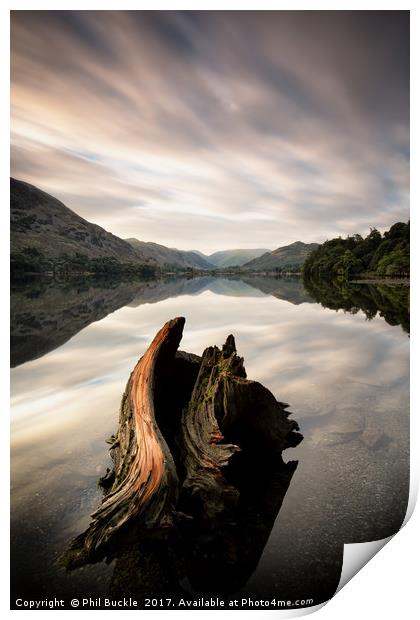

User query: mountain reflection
[10,279,142,367]
[11,275,409,367]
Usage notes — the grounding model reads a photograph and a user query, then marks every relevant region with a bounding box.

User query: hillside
[10,178,210,276]
[11,178,149,263]
[243,241,320,271]
[206,248,270,268]
[125,238,213,270]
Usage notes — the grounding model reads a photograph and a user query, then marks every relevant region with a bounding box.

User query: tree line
[303,222,409,280]
[11,248,158,279]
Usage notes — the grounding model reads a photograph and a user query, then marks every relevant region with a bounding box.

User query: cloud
[11,11,409,252]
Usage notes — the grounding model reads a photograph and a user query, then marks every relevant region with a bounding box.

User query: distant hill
[189,249,209,259]
[206,248,270,268]
[10,178,319,276]
[243,241,320,271]
[125,239,213,270]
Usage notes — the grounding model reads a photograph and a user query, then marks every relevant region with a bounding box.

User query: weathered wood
[62,317,185,568]
[63,318,303,573]
[179,341,243,520]
[179,334,302,522]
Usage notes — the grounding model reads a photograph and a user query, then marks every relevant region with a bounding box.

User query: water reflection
[303,276,409,334]
[11,278,142,367]
[11,276,309,367]
[11,275,409,368]
[10,276,410,607]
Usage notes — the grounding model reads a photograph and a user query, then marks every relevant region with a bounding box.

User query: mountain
[10,178,211,273]
[11,178,148,263]
[243,241,320,271]
[125,239,213,270]
[206,248,270,268]
[11,178,318,275]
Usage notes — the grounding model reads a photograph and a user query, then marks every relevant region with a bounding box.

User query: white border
[2,2,418,618]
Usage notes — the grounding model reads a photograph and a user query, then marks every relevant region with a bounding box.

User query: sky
[11,10,409,253]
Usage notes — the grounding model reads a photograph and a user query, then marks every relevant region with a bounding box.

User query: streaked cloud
[11,11,409,252]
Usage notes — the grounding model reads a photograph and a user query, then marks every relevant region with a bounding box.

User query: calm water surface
[10,277,409,606]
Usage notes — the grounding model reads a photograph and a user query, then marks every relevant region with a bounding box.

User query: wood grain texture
[62,317,185,568]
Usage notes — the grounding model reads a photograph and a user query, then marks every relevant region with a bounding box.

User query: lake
[10,276,409,608]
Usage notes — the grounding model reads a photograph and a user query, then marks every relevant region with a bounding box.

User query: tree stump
[62,317,303,573]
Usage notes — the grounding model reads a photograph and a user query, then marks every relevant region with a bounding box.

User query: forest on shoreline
[303,222,409,280]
